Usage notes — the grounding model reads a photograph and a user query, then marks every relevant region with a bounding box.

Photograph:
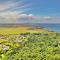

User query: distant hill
[0,23,33,27]
[0,23,43,28]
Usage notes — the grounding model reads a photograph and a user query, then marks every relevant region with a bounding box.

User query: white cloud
[0,12,34,23]
[0,1,17,11]
[0,12,60,23]
[0,0,31,13]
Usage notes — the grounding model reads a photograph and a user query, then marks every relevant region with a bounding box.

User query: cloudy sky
[0,0,60,23]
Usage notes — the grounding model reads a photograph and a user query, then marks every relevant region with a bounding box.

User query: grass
[0,26,60,60]
[0,27,48,35]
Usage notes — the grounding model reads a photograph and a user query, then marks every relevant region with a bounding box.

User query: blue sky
[0,0,60,23]
[25,0,60,16]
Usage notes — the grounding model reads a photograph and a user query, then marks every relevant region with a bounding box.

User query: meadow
[0,26,60,60]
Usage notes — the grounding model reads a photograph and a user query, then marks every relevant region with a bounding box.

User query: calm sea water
[31,23,60,33]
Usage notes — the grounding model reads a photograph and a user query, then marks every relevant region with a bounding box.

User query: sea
[30,23,60,33]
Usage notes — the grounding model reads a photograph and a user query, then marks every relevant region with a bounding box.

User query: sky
[0,0,60,23]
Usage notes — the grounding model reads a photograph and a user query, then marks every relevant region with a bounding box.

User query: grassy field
[0,26,60,60]
[0,27,48,35]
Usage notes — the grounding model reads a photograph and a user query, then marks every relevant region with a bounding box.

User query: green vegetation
[0,31,60,60]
